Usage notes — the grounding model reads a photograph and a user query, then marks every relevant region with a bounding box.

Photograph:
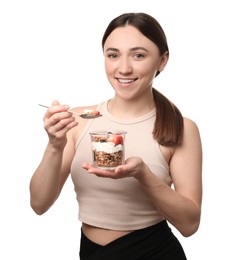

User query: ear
[156,51,169,76]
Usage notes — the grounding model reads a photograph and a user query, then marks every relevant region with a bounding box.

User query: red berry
[106,134,123,146]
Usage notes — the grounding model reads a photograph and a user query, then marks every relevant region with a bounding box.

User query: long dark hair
[102,13,183,146]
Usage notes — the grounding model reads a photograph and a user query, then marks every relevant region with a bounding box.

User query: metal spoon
[38,104,102,119]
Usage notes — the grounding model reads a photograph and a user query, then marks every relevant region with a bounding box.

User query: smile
[117,78,137,83]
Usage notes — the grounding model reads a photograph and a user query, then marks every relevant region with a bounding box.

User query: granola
[90,131,126,169]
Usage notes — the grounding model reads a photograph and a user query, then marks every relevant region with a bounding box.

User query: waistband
[80,220,186,260]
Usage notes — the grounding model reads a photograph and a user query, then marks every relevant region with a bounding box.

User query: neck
[108,93,155,119]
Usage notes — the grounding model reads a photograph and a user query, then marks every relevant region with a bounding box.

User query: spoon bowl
[38,104,102,119]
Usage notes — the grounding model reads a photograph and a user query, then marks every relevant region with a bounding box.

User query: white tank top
[71,100,172,231]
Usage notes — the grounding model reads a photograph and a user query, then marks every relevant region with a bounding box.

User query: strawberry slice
[106,134,123,146]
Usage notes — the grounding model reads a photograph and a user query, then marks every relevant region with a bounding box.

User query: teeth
[118,79,134,83]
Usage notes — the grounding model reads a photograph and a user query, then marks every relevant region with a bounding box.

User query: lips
[117,78,137,83]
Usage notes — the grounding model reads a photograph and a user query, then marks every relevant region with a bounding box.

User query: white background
[1,0,239,259]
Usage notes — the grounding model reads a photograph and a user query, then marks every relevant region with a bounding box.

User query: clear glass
[89,130,127,170]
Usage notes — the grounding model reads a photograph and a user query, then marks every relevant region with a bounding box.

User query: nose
[118,57,133,74]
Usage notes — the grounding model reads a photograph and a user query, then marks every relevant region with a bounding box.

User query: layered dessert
[90,131,126,169]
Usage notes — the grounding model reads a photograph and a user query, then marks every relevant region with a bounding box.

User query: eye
[133,53,145,60]
[107,53,118,59]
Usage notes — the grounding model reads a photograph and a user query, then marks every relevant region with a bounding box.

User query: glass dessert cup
[89,130,127,170]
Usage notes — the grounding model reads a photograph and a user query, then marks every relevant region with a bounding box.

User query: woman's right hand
[43,100,78,149]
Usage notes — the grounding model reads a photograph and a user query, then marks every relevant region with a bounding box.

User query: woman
[30,12,202,259]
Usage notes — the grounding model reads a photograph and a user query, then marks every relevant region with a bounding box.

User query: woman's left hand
[82,157,146,179]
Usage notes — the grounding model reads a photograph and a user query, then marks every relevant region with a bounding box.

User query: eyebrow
[105,47,149,52]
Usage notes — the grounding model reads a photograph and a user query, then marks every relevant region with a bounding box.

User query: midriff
[82,223,132,246]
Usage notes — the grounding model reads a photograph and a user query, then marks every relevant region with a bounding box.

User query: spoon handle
[38,104,78,115]
[38,104,49,109]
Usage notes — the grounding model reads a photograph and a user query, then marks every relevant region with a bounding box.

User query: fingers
[82,162,94,170]
[82,157,145,179]
[45,103,70,118]
[44,109,75,131]
[42,101,78,148]
[43,100,71,123]
[45,117,76,137]
[52,100,60,106]
[82,163,125,179]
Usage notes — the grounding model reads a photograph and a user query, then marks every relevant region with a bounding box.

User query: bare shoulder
[179,117,202,162]
[161,118,201,163]
[183,117,201,139]
[183,117,199,128]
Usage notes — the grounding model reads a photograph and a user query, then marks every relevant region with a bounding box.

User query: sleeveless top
[71,100,172,231]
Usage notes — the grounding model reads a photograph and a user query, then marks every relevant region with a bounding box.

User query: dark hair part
[102,13,183,146]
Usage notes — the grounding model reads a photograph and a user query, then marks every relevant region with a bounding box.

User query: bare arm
[29,101,78,215]
[133,118,202,236]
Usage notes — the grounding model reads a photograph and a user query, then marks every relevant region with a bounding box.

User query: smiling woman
[29,12,202,260]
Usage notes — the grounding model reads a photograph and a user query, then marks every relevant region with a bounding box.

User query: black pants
[79,220,187,260]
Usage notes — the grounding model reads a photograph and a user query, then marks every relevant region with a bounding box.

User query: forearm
[30,143,64,214]
[136,165,201,237]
